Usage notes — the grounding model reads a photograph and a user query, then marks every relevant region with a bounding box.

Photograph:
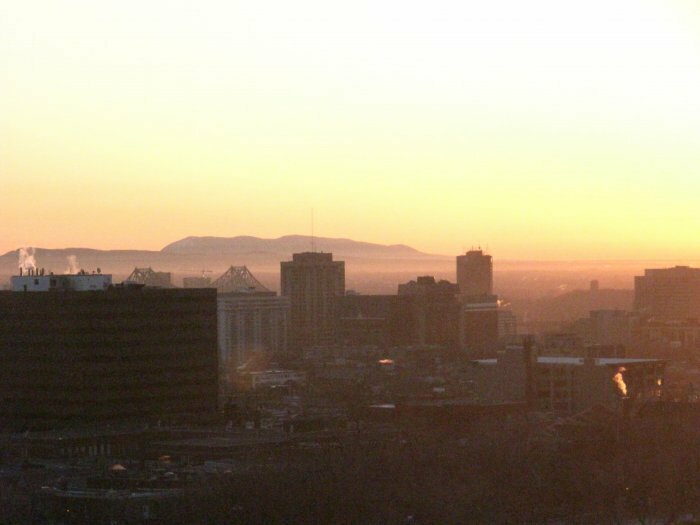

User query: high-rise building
[455,250,502,355]
[398,276,460,347]
[456,249,493,298]
[635,266,700,321]
[0,275,218,430]
[281,252,345,352]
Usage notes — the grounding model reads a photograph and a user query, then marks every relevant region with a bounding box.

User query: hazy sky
[2,0,699,259]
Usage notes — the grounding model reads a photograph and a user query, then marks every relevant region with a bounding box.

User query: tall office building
[456,250,493,298]
[398,276,460,347]
[455,251,504,355]
[1,274,218,430]
[281,252,345,352]
[635,266,700,320]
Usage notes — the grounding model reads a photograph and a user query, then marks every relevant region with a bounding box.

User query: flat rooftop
[474,357,664,366]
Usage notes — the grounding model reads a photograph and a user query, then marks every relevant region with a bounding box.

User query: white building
[244,369,306,390]
[11,272,112,292]
[218,294,290,364]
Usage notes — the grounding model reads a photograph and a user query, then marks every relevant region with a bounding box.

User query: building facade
[456,250,493,298]
[0,280,218,430]
[281,252,345,352]
[338,294,415,347]
[635,266,700,320]
[217,292,290,391]
[398,276,460,348]
[498,308,518,340]
[11,272,112,292]
[460,299,500,356]
[633,319,700,355]
[471,348,665,413]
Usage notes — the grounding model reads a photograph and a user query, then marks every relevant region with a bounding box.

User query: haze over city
[3,0,700,259]
[5,1,700,524]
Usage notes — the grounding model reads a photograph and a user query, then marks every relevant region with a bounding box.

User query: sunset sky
[2,0,699,259]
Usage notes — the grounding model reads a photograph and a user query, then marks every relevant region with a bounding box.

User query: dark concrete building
[342,276,503,354]
[460,301,500,356]
[455,250,503,356]
[281,252,345,352]
[456,249,493,298]
[571,309,636,348]
[339,278,463,350]
[338,294,415,347]
[0,283,218,430]
[398,276,460,348]
[635,266,700,320]
[632,318,700,355]
[472,348,665,413]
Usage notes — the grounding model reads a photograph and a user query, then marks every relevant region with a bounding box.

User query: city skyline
[4,3,700,520]
[2,0,700,259]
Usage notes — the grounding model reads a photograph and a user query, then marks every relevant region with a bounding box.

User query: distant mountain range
[0,236,449,285]
[160,235,441,259]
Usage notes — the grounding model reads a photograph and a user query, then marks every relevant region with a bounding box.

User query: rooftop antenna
[311,207,316,252]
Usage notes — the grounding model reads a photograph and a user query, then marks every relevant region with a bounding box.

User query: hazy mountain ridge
[161,235,442,259]
[0,236,449,284]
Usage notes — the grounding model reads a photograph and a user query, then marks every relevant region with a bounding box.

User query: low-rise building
[237,370,307,390]
[471,347,665,412]
[633,319,700,355]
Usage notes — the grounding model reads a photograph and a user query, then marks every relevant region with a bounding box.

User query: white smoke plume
[18,247,37,271]
[65,255,80,274]
[613,367,628,397]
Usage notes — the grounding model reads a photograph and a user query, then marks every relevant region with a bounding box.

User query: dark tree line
[177,409,700,524]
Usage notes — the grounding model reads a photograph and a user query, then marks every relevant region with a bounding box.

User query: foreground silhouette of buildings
[2,251,694,524]
[0,273,217,430]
